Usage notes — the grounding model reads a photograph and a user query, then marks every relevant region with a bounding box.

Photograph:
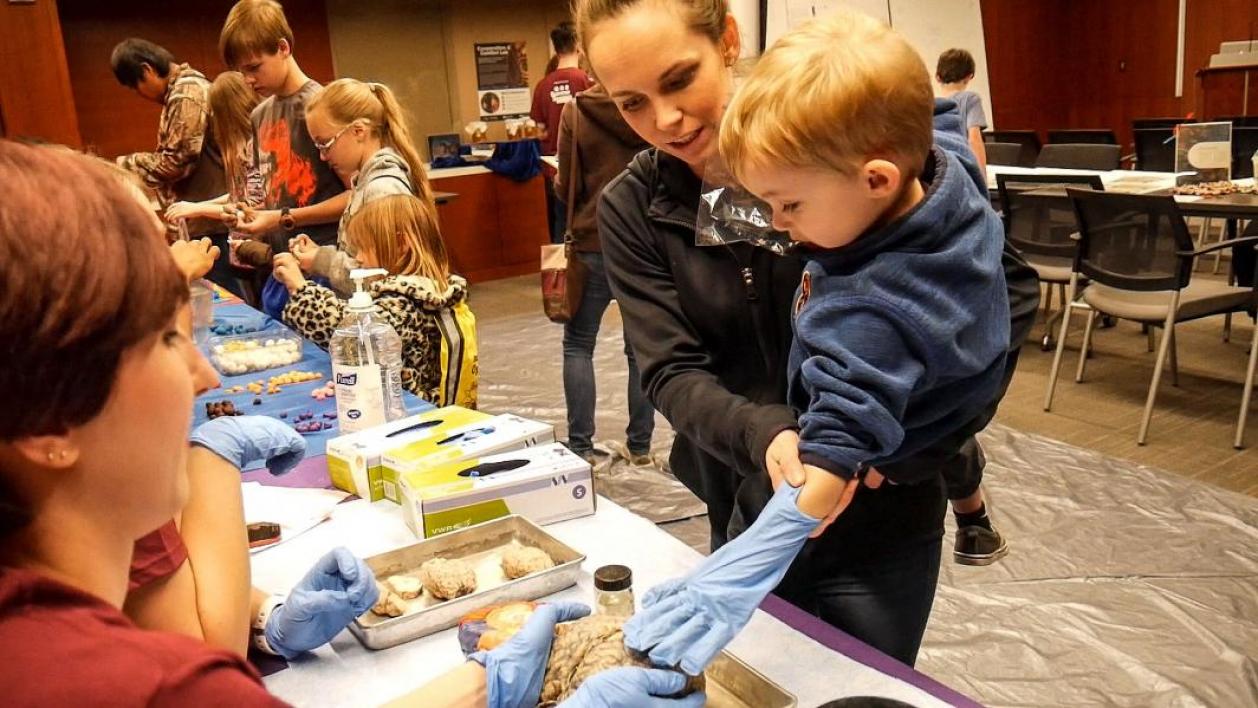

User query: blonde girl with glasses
[279,79,436,296]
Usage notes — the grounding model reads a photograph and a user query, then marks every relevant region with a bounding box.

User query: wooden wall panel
[981,0,1258,152]
[0,0,80,145]
[978,0,1068,136]
[1184,0,1258,116]
[57,0,335,158]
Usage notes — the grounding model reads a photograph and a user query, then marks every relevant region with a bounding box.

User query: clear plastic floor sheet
[477,297,1257,707]
[922,425,1257,707]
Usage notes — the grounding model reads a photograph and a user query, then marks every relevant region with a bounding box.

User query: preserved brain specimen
[419,557,477,600]
[538,615,703,705]
[501,545,556,580]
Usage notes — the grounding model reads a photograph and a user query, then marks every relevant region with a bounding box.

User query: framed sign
[475,42,531,121]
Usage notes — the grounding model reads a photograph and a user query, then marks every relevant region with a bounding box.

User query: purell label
[333,363,386,433]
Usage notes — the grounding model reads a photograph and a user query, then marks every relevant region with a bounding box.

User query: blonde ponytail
[367,82,435,210]
[306,78,435,210]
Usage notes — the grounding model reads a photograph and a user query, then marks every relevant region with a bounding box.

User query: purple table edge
[761,594,983,707]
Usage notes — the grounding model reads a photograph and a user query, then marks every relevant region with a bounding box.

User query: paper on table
[242,482,349,554]
[1174,195,1203,202]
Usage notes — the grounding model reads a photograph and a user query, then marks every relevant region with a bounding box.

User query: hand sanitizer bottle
[329,269,407,433]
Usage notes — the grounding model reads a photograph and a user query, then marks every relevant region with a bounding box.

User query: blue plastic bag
[485,139,542,182]
[261,274,331,320]
[260,275,289,320]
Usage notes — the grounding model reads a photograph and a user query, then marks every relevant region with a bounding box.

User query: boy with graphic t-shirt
[220,0,347,254]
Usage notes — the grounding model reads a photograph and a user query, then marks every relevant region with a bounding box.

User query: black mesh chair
[998,173,1104,350]
[988,130,1040,166]
[986,142,1022,167]
[1044,190,1258,445]
[1047,129,1118,145]
[1132,117,1193,131]
[1133,129,1176,172]
[1232,127,1258,179]
[1036,143,1121,170]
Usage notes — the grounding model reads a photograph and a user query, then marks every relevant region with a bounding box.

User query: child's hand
[273,253,308,294]
[235,207,280,236]
[864,467,885,489]
[288,234,318,272]
[165,200,211,223]
[169,237,220,282]
[221,202,247,229]
[765,429,806,489]
[797,465,862,538]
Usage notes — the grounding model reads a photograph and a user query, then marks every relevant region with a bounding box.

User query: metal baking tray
[707,651,798,708]
[351,514,584,650]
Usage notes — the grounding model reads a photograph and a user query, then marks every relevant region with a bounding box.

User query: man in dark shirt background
[531,21,592,243]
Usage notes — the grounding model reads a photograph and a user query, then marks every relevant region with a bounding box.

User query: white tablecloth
[253,495,955,707]
[986,165,1183,193]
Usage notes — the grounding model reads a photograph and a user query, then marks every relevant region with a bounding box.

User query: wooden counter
[430,167,548,283]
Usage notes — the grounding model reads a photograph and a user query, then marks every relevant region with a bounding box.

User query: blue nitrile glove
[623,484,821,675]
[189,415,306,475]
[558,667,706,708]
[263,547,379,659]
[471,601,592,708]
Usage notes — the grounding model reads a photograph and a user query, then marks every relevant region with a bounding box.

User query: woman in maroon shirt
[0,141,287,705]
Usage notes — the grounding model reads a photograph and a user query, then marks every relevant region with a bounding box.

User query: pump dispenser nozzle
[347,268,388,311]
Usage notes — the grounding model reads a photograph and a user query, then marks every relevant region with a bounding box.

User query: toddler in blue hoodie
[722,12,1011,531]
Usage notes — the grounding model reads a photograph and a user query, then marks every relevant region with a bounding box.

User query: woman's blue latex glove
[623,484,820,674]
[264,547,379,659]
[471,601,592,708]
[189,415,306,475]
[558,667,706,707]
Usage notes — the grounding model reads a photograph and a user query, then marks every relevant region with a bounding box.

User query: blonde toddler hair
[720,11,933,183]
[305,79,436,209]
[346,194,450,290]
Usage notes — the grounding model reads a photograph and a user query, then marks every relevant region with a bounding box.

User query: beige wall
[443,0,571,142]
[326,0,571,156]
[326,0,454,157]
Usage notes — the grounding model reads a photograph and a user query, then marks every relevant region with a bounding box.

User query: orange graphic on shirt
[795,271,812,318]
[259,118,317,206]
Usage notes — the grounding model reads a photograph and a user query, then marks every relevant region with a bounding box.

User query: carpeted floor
[471,274,1258,498]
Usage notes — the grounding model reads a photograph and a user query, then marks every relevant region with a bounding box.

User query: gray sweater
[311,147,415,294]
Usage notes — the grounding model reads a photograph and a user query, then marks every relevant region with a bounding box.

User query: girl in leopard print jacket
[273,194,478,408]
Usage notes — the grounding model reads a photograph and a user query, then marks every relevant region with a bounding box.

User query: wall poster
[475,42,530,121]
